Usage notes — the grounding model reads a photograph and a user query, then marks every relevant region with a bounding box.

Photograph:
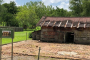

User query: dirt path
[1,40,90,60]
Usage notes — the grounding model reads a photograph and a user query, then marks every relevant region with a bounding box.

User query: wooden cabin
[32,30,41,40]
[33,16,90,44]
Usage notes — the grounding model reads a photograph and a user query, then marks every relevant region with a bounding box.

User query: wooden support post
[0,38,2,60]
[37,47,41,60]
[64,32,66,43]
[11,38,13,60]
[26,32,27,41]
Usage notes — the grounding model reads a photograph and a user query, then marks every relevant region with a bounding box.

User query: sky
[2,0,70,11]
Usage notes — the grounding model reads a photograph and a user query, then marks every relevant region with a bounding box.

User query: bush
[29,32,32,38]
[35,26,41,31]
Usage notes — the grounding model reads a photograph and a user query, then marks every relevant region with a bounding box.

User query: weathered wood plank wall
[32,26,90,44]
[74,28,90,44]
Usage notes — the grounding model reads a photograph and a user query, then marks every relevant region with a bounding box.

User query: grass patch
[2,31,33,44]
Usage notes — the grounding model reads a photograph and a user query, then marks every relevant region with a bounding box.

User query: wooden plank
[58,22,62,27]
[71,23,73,28]
[60,20,67,27]
[73,22,78,27]
[41,21,45,27]
[84,24,86,28]
[53,21,56,27]
[49,21,55,26]
[43,20,50,26]
[47,21,50,27]
[65,20,68,28]
[77,22,80,28]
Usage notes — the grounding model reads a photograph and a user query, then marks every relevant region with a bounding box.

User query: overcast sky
[2,0,70,10]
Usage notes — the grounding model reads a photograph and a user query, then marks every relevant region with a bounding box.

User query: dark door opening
[65,32,74,43]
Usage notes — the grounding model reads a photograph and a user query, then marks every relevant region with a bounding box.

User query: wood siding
[32,26,90,44]
[74,28,90,44]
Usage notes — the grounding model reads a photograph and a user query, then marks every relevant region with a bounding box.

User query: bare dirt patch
[2,40,90,60]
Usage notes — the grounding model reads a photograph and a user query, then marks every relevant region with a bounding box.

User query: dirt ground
[1,40,90,60]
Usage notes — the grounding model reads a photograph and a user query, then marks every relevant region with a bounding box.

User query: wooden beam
[71,23,73,28]
[47,21,50,27]
[58,22,62,27]
[65,20,68,28]
[52,21,56,27]
[41,21,45,27]
[84,24,86,28]
[77,22,80,28]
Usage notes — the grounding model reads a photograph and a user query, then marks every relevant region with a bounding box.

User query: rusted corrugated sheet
[37,16,90,28]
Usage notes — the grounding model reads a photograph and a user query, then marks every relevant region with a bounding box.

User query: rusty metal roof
[36,16,90,28]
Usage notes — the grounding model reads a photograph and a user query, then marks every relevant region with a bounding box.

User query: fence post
[38,47,41,60]
[0,38,2,60]
[26,32,27,41]
[11,38,13,60]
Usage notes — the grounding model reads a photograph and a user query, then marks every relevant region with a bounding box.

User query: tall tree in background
[55,6,69,17]
[0,0,3,9]
[0,0,3,23]
[69,0,83,17]
[2,1,19,26]
[81,0,90,16]
[69,0,90,17]
[26,1,53,19]
[16,5,38,29]
[16,1,55,29]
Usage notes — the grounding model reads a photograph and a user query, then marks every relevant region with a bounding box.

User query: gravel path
[1,40,90,60]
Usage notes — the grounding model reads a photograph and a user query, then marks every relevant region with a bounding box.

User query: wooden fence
[0,27,23,32]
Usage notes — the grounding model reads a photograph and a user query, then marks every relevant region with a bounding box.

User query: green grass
[2,31,33,44]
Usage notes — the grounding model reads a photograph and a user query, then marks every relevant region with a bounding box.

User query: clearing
[2,31,32,44]
[1,40,90,60]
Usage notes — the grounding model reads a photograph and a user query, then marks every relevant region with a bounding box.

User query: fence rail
[0,27,23,32]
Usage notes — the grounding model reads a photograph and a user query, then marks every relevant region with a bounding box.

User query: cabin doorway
[65,32,74,43]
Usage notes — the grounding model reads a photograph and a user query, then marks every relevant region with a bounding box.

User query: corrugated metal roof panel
[37,16,90,28]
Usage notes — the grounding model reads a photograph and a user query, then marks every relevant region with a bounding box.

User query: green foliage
[2,1,18,14]
[1,1,19,27]
[69,0,90,17]
[16,5,39,29]
[81,0,90,16]
[48,6,69,17]
[0,0,4,24]
[29,32,32,38]
[69,0,83,17]
[35,26,41,31]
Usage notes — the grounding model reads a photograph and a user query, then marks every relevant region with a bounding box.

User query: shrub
[29,32,32,38]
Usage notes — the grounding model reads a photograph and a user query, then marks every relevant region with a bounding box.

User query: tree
[0,0,3,21]
[46,6,69,17]
[0,0,7,25]
[81,0,90,16]
[2,1,19,26]
[0,2,1,22]
[69,0,90,17]
[16,5,38,29]
[69,0,83,17]
[26,1,50,19]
